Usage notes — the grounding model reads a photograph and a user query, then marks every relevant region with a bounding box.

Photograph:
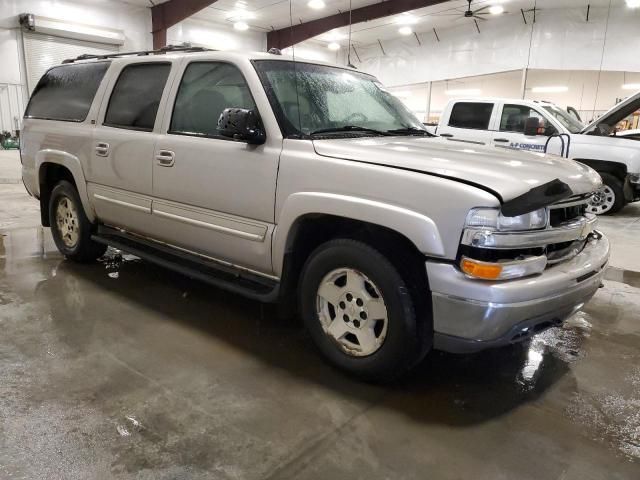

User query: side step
[92,226,279,302]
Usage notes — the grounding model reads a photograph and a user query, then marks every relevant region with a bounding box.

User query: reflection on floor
[0,184,638,479]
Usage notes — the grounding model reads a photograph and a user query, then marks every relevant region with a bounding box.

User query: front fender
[36,149,96,222]
[272,192,445,276]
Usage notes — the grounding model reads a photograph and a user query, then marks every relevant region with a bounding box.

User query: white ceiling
[122,0,628,47]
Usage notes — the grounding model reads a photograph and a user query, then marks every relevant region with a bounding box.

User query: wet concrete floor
[1,184,639,479]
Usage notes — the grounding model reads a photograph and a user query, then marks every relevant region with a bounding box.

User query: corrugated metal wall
[0,83,26,134]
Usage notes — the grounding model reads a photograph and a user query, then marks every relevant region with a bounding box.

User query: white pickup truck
[435,95,640,214]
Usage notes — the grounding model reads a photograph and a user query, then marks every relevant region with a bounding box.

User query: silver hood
[313,136,602,202]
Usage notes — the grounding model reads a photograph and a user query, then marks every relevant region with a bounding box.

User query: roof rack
[62,45,214,64]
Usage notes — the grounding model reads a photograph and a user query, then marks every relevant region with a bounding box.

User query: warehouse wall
[167,18,265,52]
[0,0,267,134]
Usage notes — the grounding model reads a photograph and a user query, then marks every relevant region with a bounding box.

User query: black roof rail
[62,45,214,64]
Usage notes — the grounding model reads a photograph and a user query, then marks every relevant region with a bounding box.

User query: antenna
[347,0,355,68]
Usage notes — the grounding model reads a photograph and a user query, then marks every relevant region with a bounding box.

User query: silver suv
[21,47,610,380]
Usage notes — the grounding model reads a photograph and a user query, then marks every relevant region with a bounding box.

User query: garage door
[23,32,119,93]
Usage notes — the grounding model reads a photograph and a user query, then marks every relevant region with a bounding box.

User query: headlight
[629,173,640,184]
[466,207,547,231]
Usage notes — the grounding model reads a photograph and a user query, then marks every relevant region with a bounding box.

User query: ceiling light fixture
[234,21,249,31]
[399,26,413,35]
[445,88,481,96]
[625,0,640,8]
[622,83,640,90]
[531,86,569,93]
[328,42,341,51]
[308,0,326,9]
[489,5,505,14]
[395,12,419,25]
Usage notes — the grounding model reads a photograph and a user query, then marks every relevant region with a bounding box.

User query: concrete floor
[1,151,639,479]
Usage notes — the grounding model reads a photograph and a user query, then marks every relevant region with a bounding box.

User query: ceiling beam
[152,0,220,49]
[267,0,449,50]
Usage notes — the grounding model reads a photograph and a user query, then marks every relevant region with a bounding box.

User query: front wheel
[49,181,107,262]
[299,239,431,381]
[587,173,625,215]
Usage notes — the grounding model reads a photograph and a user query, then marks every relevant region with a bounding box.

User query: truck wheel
[587,173,625,215]
[299,239,430,381]
[49,181,107,262]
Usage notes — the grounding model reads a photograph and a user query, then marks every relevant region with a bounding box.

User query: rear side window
[449,102,494,130]
[25,62,110,122]
[104,63,171,131]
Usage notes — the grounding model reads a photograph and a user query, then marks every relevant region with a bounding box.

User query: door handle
[440,133,453,138]
[95,142,110,157]
[155,150,175,167]
[494,138,510,143]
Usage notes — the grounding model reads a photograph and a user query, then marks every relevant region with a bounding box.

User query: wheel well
[575,159,627,182]
[39,163,76,227]
[278,214,430,322]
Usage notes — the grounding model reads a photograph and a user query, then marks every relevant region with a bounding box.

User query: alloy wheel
[587,185,615,215]
[316,268,389,357]
[55,196,80,248]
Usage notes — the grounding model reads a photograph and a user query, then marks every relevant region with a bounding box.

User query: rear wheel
[49,181,107,262]
[587,172,625,215]
[299,239,431,381]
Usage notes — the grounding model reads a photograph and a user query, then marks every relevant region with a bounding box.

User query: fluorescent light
[399,26,413,35]
[531,86,568,93]
[307,0,326,9]
[328,42,341,51]
[622,83,640,90]
[445,88,481,96]
[233,21,249,31]
[489,5,504,14]
[322,29,346,41]
[626,0,640,8]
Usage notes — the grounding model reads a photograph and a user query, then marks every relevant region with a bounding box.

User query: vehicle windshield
[253,60,428,138]
[542,105,584,134]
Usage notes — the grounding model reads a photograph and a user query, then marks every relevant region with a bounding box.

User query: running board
[92,226,279,302]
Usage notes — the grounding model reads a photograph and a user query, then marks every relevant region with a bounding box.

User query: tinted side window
[448,102,493,130]
[170,62,256,137]
[104,63,171,131]
[500,104,546,133]
[25,62,110,122]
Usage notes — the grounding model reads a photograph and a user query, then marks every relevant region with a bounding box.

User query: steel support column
[151,0,220,49]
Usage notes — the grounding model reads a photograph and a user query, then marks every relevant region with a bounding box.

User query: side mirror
[524,116,540,136]
[218,108,266,145]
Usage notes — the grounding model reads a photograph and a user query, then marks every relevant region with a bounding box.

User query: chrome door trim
[106,225,279,281]
[93,194,151,213]
[152,208,265,242]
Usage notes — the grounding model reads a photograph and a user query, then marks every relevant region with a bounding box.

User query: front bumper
[427,232,610,353]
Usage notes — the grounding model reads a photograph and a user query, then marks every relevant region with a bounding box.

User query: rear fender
[36,149,96,222]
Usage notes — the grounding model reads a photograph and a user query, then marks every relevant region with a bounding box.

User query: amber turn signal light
[460,258,503,280]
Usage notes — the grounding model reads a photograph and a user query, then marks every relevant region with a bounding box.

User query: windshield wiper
[309,125,392,136]
[386,127,432,136]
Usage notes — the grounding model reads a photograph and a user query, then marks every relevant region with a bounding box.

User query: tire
[587,172,625,215]
[299,239,431,381]
[49,180,107,262]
